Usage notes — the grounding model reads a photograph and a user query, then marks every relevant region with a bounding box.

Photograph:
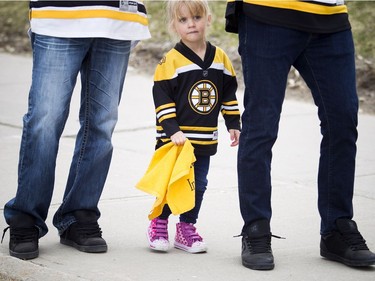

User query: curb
[0,255,88,281]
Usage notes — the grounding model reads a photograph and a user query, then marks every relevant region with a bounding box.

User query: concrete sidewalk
[0,52,374,281]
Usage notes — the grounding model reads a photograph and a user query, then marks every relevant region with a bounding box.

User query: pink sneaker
[147,218,169,252]
[174,222,207,253]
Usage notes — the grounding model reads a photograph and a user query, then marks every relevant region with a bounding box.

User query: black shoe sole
[242,260,274,270]
[10,249,39,260]
[321,249,375,267]
[60,238,107,253]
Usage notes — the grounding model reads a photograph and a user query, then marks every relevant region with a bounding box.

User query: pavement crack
[63,125,154,138]
[0,122,22,129]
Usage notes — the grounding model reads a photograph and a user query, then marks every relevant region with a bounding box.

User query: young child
[147,0,241,253]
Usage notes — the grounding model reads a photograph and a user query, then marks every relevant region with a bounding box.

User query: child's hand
[229,129,240,147]
[170,131,186,146]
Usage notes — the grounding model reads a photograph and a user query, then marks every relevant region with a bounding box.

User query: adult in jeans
[225,0,375,270]
[2,1,150,260]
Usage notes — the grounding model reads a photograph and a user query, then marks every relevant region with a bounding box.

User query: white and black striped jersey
[153,41,241,156]
[29,0,150,40]
[226,0,350,34]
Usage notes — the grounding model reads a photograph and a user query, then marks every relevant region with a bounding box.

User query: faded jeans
[4,33,131,237]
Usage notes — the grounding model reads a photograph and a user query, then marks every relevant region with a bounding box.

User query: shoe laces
[75,221,103,238]
[244,234,271,254]
[2,226,38,243]
[1,227,9,243]
[341,230,369,251]
[150,219,168,240]
[241,233,284,254]
[179,223,202,243]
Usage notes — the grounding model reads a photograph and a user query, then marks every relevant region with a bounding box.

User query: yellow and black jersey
[226,0,350,34]
[153,41,241,156]
[29,0,150,40]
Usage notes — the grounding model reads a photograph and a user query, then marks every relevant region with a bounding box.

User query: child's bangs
[174,1,208,19]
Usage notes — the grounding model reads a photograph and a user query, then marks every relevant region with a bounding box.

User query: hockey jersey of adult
[153,41,241,156]
[225,0,350,34]
[29,0,151,40]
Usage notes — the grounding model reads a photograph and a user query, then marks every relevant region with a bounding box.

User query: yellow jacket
[136,140,196,220]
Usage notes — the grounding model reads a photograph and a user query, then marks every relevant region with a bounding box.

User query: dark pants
[237,15,358,235]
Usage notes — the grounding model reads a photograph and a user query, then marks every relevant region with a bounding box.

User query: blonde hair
[167,0,211,34]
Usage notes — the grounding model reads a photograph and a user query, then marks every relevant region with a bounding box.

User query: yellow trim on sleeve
[158,113,176,123]
[222,101,239,106]
[222,110,241,115]
[155,103,176,114]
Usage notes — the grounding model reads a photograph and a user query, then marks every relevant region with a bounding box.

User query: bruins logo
[189,80,218,114]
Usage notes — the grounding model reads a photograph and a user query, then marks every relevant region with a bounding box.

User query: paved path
[0,52,374,280]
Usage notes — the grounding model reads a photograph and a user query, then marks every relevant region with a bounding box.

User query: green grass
[347,1,375,58]
[0,1,29,35]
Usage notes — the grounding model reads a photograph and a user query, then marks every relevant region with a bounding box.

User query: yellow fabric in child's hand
[136,140,196,220]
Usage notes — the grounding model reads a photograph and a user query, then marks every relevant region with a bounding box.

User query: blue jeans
[237,16,358,235]
[4,34,131,237]
[160,155,210,224]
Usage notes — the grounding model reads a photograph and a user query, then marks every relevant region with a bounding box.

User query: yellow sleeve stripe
[222,110,241,115]
[158,113,176,123]
[244,0,347,15]
[155,103,176,113]
[31,10,149,25]
[222,101,239,106]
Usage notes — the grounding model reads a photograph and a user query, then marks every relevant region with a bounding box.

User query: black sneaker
[60,210,107,253]
[1,213,39,260]
[320,218,375,267]
[241,219,274,270]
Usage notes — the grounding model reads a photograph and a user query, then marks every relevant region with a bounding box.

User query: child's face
[173,4,211,45]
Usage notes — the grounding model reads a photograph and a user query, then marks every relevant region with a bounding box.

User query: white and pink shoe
[147,218,169,252]
[174,222,207,253]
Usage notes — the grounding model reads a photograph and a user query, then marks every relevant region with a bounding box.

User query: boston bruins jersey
[153,41,241,156]
[225,0,350,34]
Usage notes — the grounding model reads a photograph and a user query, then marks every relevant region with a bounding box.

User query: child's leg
[159,204,172,220]
[179,155,210,224]
[175,155,210,253]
